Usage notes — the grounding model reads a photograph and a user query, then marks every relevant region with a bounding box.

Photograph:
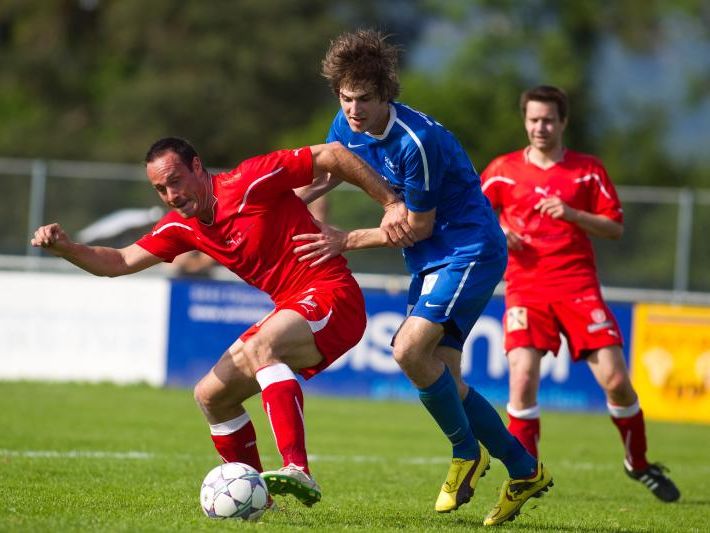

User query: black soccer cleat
[624,461,680,502]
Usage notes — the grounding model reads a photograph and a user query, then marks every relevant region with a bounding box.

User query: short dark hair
[321,29,401,101]
[520,85,568,122]
[144,137,198,168]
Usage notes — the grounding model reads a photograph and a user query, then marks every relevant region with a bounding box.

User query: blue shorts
[406,256,506,351]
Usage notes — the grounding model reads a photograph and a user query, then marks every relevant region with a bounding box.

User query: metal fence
[2,156,709,296]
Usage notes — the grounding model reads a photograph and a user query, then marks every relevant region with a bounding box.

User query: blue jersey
[327,102,506,274]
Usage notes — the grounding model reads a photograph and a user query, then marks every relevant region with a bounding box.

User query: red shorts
[503,288,623,361]
[239,278,366,379]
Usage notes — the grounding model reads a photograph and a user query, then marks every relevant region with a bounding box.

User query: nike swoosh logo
[347,142,365,148]
[424,302,444,308]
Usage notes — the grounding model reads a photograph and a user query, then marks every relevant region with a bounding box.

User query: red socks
[209,413,263,471]
[506,403,541,458]
[608,401,649,471]
[256,363,309,474]
[506,400,649,471]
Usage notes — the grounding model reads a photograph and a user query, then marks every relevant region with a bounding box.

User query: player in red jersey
[31,136,413,507]
[481,86,680,503]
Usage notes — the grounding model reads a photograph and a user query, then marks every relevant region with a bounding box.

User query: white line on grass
[4,449,707,474]
[0,449,153,459]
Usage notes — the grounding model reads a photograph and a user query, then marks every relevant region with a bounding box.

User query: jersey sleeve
[587,163,623,223]
[480,159,505,210]
[238,148,314,200]
[402,128,441,212]
[135,217,195,262]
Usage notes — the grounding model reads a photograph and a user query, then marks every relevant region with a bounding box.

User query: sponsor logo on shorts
[424,301,444,308]
[297,295,319,315]
[506,307,528,331]
[587,321,613,333]
[591,308,607,323]
[421,273,438,296]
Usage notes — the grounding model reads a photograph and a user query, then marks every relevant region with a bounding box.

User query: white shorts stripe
[445,261,476,317]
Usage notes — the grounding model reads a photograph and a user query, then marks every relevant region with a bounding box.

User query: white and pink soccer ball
[200,462,269,520]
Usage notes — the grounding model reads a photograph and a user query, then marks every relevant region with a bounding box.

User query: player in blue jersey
[293,29,553,526]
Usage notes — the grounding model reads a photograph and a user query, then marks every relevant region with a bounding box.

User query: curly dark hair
[520,85,569,122]
[321,29,401,101]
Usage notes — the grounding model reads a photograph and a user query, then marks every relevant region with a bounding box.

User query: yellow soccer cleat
[483,461,553,526]
[435,447,490,513]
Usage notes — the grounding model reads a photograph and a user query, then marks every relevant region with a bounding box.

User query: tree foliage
[2,0,709,287]
[0,0,428,165]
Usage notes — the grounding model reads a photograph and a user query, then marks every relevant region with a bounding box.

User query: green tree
[280,0,710,283]
[0,0,427,255]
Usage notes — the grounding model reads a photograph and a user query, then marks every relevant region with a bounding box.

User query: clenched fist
[31,223,71,254]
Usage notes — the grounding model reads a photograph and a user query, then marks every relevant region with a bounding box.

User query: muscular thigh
[241,281,366,379]
[202,309,321,406]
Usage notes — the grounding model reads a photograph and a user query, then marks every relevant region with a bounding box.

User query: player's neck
[526,145,565,170]
[368,105,391,136]
[198,173,216,225]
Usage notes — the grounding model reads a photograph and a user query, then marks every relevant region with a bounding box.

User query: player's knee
[193,379,212,410]
[240,337,275,374]
[392,339,418,368]
[602,371,633,398]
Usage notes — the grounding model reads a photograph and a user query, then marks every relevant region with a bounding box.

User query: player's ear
[192,156,203,173]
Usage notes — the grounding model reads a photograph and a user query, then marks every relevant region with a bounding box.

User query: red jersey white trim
[481,175,515,193]
[136,148,352,301]
[151,222,193,236]
[238,167,284,213]
[481,148,622,299]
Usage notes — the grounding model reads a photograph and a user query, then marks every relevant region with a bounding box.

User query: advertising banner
[631,303,710,423]
[166,278,632,412]
[0,272,169,385]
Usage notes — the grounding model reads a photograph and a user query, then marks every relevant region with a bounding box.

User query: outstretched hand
[292,220,348,267]
[31,223,71,255]
[381,201,415,247]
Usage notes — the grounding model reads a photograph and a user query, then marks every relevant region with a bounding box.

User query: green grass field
[1,382,708,532]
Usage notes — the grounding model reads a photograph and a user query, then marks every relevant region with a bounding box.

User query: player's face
[524,100,566,153]
[147,152,211,221]
[338,84,390,135]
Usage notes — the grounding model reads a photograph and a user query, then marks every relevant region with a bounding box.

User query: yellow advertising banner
[631,303,710,423]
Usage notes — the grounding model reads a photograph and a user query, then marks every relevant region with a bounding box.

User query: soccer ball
[200,462,269,520]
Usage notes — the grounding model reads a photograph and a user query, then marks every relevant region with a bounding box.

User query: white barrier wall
[0,271,169,385]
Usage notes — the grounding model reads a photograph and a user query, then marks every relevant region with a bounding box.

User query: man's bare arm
[309,142,415,246]
[294,171,342,205]
[31,223,164,277]
[535,196,623,239]
[293,209,435,266]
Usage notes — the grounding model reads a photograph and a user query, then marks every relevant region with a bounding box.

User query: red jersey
[481,148,623,299]
[137,148,351,302]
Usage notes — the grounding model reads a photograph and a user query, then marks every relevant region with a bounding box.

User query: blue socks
[418,367,480,460]
[462,387,537,479]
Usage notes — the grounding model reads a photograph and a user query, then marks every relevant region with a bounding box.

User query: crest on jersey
[384,156,398,175]
[506,307,528,331]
